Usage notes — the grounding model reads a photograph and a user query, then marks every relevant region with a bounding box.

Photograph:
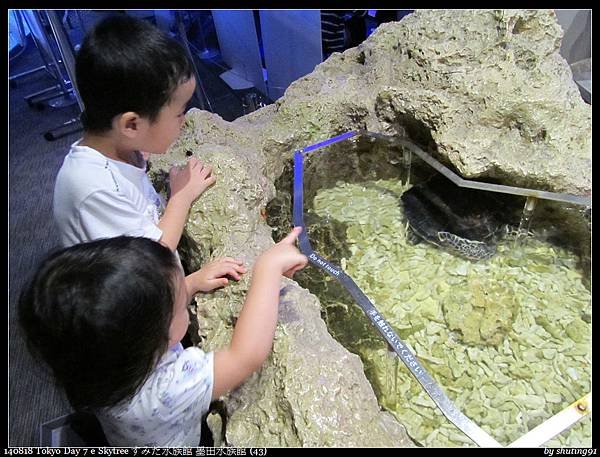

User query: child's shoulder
[66,141,107,164]
[159,344,213,376]
[55,146,120,196]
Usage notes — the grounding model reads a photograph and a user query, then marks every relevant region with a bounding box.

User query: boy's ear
[116,112,147,138]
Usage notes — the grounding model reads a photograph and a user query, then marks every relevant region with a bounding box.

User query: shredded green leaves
[312,179,591,447]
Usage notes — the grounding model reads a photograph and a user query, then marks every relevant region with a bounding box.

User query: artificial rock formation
[149,9,590,446]
[262,9,590,195]
[149,112,413,447]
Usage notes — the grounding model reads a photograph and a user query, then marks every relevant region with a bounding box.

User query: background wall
[555,9,591,64]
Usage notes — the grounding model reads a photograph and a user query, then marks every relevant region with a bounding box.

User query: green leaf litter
[311,178,591,447]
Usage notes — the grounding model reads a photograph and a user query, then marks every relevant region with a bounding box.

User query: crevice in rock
[207,400,229,446]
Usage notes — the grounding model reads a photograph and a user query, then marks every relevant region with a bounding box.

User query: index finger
[280,226,302,245]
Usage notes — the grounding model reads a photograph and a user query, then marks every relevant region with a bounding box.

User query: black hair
[75,14,193,133]
[18,237,180,412]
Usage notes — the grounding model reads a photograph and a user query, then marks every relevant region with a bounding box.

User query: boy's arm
[211,228,307,400]
[157,193,192,252]
[157,158,215,252]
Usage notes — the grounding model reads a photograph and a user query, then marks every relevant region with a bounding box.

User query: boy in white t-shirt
[53,14,241,287]
[19,232,307,446]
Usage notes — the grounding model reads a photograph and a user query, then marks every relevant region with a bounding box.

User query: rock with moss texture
[220,283,413,447]
[148,9,589,447]
[252,9,590,196]
[443,278,520,346]
[370,10,590,195]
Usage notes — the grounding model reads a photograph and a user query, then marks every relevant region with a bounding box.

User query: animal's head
[459,212,502,242]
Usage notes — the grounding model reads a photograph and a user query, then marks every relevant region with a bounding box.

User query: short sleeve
[155,348,214,419]
[79,190,163,242]
[96,347,214,446]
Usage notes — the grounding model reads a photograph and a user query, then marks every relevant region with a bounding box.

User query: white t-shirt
[96,343,214,446]
[53,140,165,247]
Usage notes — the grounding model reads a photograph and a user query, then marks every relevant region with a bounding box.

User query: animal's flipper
[406,225,424,245]
[437,231,496,260]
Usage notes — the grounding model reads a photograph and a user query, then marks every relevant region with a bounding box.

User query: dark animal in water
[401,174,519,260]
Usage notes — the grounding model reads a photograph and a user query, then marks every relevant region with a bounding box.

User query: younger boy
[19,229,308,446]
